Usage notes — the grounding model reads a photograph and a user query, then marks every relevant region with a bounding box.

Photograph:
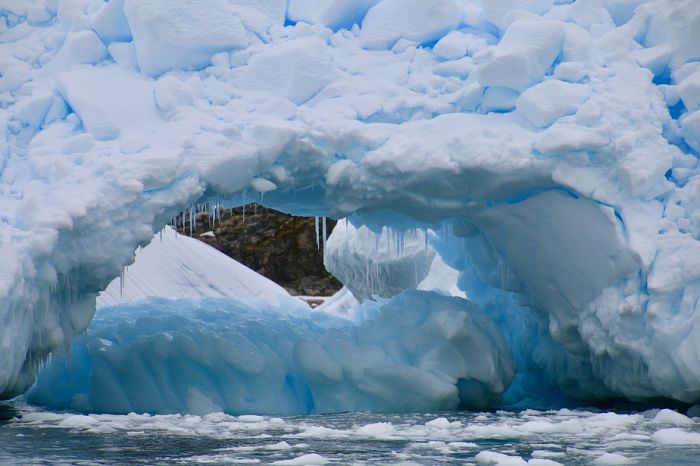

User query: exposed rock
[175,204,341,296]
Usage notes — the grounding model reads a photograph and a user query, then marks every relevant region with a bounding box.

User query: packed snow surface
[2,0,700,411]
[96,225,295,308]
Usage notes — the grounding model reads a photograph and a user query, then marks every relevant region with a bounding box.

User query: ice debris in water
[2,0,700,412]
[7,406,700,464]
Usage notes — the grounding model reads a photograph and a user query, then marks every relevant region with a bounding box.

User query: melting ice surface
[3,402,700,465]
[3,0,700,423]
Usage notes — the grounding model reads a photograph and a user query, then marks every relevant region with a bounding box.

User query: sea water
[2,401,700,465]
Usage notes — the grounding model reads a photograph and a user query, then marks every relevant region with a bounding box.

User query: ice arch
[2,0,700,407]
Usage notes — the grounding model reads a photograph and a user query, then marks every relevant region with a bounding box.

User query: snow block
[46,29,107,71]
[360,0,461,50]
[232,37,335,105]
[481,0,555,30]
[287,0,379,30]
[476,19,564,91]
[229,0,287,25]
[56,67,158,140]
[434,31,469,60]
[123,0,249,77]
[682,110,700,153]
[89,0,132,43]
[516,80,589,127]
[13,92,54,128]
[679,70,700,113]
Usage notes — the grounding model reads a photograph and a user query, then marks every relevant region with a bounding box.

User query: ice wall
[2,0,700,406]
[27,291,513,414]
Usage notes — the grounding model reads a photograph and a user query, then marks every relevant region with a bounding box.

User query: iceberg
[2,0,700,411]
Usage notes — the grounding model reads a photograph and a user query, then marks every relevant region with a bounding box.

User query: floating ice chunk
[123,0,249,77]
[651,428,700,445]
[232,37,334,105]
[89,0,132,43]
[475,450,528,465]
[360,0,461,50]
[273,454,329,465]
[287,0,379,30]
[679,70,700,113]
[593,453,633,465]
[356,422,396,437]
[652,409,693,426]
[476,19,564,91]
[434,31,469,60]
[516,80,589,127]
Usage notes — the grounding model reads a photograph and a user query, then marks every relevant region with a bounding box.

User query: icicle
[322,216,327,253]
[119,267,125,299]
[315,216,320,250]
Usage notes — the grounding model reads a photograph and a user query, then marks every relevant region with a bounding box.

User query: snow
[96,226,295,308]
[434,31,469,60]
[123,0,251,77]
[475,18,564,91]
[231,37,336,105]
[287,0,379,30]
[3,0,700,413]
[359,0,462,50]
[516,80,589,128]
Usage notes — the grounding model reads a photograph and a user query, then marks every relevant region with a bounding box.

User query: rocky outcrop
[176,205,341,296]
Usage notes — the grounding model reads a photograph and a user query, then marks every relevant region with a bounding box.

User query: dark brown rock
[174,204,342,296]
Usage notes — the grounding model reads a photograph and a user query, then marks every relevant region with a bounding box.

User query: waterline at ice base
[3,0,700,419]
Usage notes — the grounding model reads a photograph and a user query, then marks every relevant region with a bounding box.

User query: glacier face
[2,0,700,408]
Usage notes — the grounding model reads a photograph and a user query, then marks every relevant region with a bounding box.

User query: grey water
[2,401,700,465]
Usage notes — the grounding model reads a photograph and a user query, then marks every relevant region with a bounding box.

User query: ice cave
[2,0,700,422]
